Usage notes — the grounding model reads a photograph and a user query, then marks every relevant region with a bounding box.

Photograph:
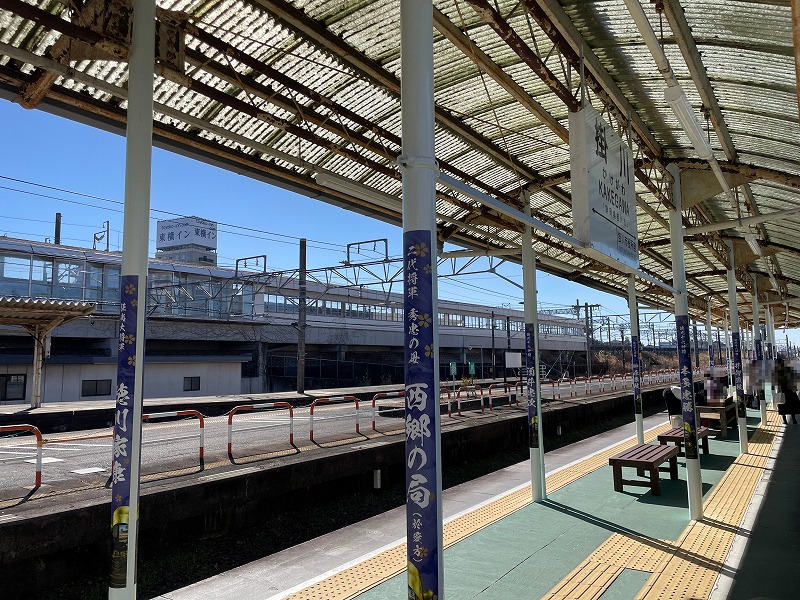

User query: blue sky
[0,100,795,347]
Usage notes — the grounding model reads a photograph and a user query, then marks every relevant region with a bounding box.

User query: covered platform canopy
[0,0,798,327]
[0,297,95,407]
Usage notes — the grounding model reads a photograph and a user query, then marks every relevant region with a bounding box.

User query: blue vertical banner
[403,230,440,600]
[755,338,763,361]
[524,322,538,448]
[676,315,699,460]
[109,275,140,588]
[631,335,642,415]
[731,331,746,419]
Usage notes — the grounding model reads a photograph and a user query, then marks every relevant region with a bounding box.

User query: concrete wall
[0,361,242,404]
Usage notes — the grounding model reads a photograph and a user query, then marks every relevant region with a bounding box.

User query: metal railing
[142,410,205,462]
[227,402,294,459]
[0,424,43,487]
[309,396,360,442]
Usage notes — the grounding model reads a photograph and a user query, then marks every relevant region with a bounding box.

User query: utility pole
[620,326,626,370]
[54,212,62,245]
[505,314,511,383]
[296,238,307,394]
[491,310,496,379]
[586,303,592,376]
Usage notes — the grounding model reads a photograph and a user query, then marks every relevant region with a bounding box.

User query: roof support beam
[792,0,800,120]
[527,0,662,158]
[254,0,543,184]
[662,0,777,281]
[671,158,800,191]
[432,7,569,142]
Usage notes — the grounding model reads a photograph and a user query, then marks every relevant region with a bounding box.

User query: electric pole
[297,238,307,394]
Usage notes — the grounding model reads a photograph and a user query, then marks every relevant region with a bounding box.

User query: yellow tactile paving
[537,411,782,600]
[286,424,672,600]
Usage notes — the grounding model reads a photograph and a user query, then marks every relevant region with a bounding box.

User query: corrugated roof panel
[0,0,796,322]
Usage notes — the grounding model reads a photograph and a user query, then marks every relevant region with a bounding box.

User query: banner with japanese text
[525,322,539,448]
[676,315,699,460]
[732,331,746,418]
[109,275,140,588]
[403,230,441,600]
[631,335,642,415]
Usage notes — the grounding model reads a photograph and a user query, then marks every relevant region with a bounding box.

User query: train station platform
[156,408,795,600]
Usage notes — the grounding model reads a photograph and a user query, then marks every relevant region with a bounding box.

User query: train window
[81,379,112,397]
[183,376,201,391]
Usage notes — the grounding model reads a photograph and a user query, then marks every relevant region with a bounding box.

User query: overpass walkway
[156,407,795,600]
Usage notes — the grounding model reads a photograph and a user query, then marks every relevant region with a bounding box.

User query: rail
[487,383,512,411]
[227,402,294,458]
[309,396,359,442]
[0,424,43,487]
[455,385,484,416]
[142,410,205,462]
[371,391,405,431]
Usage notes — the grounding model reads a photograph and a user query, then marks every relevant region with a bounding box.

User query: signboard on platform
[505,352,522,369]
[569,106,639,269]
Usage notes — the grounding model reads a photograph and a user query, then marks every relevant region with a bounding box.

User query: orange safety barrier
[487,383,511,411]
[310,396,359,442]
[455,385,484,416]
[142,410,205,461]
[227,402,294,457]
[0,424,43,487]
[441,387,458,417]
[371,391,404,431]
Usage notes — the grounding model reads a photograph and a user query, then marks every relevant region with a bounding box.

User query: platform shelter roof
[0,0,797,328]
[0,297,95,329]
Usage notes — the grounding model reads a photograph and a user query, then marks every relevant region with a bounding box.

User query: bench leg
[720,419,727,438]
[650,467,661,496]
[669,456,678,480]
[612,465,623,492]
[701,436,709,454]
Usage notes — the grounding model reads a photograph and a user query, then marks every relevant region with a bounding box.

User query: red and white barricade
[227,402,294,458]
[1,424,43,487]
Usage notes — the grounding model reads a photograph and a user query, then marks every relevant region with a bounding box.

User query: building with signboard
[155,216,218,266]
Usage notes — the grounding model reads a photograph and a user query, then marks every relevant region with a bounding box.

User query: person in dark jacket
[774,356,800,424]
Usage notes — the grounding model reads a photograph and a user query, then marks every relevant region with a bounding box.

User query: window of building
[183,376,200,391]
[0,374,26,401]
[81,379,112,397]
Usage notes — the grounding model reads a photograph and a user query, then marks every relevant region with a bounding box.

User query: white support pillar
[523,203,545,502]
[706,301,714,370]
[724,311,732,387]
[628,275,644,444]
[726,241,748,455]
[400,3,443,599]
[29,326,43,409]
[753,277,767,424]
[766,308,776,359]
[667,163,703,521]
[108,1,155,597]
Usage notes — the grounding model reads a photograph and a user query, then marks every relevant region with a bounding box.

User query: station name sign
[156,216,218,250]
[569,106,639,270]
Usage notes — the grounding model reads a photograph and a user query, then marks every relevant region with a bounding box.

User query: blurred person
[704,365,729,405]
[774,355,800,424]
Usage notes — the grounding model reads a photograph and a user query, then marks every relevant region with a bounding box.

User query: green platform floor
[357,412,780,600]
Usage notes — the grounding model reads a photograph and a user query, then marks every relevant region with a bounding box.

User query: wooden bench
[657,426,710,455]
[696,400,737,437]
[608,444,679,496]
